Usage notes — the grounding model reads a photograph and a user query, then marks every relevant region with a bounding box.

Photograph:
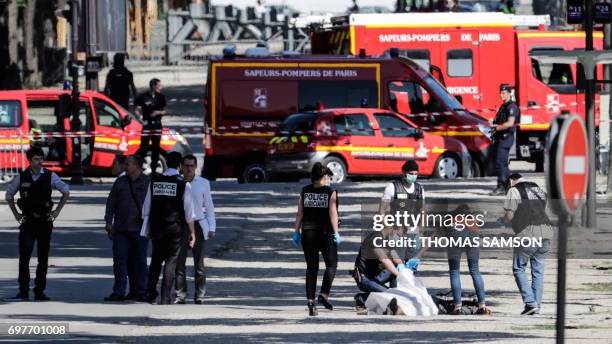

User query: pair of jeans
[18,220,53,295]
[447,244,486,306]
[112,231,148,297]
[146,229,182,304]
[175,223,206,301]
[513,239,550,308]
[301,230,338,300]
[356,269,396,302]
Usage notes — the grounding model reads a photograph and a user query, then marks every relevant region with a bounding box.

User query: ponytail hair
[311,162,333,183]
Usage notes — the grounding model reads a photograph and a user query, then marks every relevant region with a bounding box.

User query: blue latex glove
[292,232,301,247]
[333,233,342,245]
[496,217,508,227]
[406,258,421,271]
[396,263,406,272]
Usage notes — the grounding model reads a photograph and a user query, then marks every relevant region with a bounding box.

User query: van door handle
[528,100,538,107]
[387,143,394,147]
[344,139,351,145]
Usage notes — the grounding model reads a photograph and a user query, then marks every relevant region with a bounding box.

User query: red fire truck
[311,12,604,171]
[203,51,489,183]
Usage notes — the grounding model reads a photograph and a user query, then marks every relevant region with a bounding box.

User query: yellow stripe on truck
[316,146,415,153]
[428,131,483,136]
[519,123,550,130]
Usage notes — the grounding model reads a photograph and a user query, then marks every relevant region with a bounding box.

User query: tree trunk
[23,0,39,88]
[8,0,18,64]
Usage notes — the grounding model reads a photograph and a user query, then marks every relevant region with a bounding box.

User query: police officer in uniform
[293,163,340,316]
[104,53,137,110]
[140,152,195,304]
[134,78,167,173]
[378,159,424,270]
[4,147,70,302]
[489,83,519,195]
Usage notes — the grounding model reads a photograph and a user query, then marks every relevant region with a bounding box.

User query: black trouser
[492,135,514,184]
[137,123,162,170]
[18,220,53,295]
[146,229,182,304]
[175,223,206,301]
[301,230,338,300]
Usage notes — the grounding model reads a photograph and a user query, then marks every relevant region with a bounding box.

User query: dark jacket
[105,174,150,232]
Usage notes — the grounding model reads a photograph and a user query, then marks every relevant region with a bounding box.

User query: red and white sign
[555,116,589,215]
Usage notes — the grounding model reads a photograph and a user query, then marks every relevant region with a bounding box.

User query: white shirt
[381,181,425,202]
[140,168,194,236]
[5,167,70,201]
[189,176,216,233]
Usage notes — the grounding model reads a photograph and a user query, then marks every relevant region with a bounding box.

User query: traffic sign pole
[546,115,589,344]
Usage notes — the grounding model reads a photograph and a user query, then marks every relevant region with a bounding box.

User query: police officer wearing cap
[4,146,70,302]
[489,83,519,195]
[140,151,196,304]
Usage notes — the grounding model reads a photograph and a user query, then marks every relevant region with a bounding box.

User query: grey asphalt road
[0,177,611,343]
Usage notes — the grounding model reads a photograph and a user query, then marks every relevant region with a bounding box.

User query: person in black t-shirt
[104,53,137,110]
[292,163,340,316]
[134,78,167,173]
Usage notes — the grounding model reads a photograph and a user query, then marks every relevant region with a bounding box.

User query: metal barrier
[0,131,27,184]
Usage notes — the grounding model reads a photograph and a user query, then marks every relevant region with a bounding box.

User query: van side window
[299,81,377,111]
[374,114,416,137]
[93,99,122,128]
[0,101,22,127]
[447,49,473,77]
[530,48,576,94]
[333,114,374,136]
[400,50,431,70]
[26,99,90,132]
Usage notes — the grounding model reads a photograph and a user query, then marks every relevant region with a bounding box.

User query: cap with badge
[499,83,513,92]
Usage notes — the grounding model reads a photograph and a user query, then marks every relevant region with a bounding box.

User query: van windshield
[280,113,319,133]
[388,76,464,117]
[0,101,22,128]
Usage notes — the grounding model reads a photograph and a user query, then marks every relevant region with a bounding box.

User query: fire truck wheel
[239,163,268,183]
[535,159,544,172]
[143,154,167,175]
[434,153,461,179]
[322,156,347,183]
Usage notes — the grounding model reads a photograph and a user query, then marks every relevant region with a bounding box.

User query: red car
[0,90,191,177]
[265,108,471,182]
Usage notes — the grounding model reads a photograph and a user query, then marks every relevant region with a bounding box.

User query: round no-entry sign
[554,115,589,215]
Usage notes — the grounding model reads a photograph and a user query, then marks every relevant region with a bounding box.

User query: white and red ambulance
[311,12,604,170]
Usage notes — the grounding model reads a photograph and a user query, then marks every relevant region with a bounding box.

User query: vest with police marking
[150,174,186,236]
[17,169,53,220]
[511,181,551,234]
[390,179,423,215]
[493,101,519,139]
[301,184,334,232]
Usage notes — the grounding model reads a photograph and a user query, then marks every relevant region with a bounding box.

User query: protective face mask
[404,173,418,184]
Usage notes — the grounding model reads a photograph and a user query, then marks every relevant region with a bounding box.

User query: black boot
[490,181,505,195]
[308,301,318,316]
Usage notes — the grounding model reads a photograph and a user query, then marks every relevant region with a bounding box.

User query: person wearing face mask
[292,163,340,316]
[378,160,424,271]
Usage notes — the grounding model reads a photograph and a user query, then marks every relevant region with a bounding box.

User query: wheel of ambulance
[143,154,167,175]
[323,157,347,183]
[240,163,268,183]
[468,160,482,178]
[434,153,461,179]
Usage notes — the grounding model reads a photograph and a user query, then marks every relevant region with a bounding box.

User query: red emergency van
[203,52,490,183]
[265,108,472,182]
[311,12,604,171]
[0,90,191,177]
